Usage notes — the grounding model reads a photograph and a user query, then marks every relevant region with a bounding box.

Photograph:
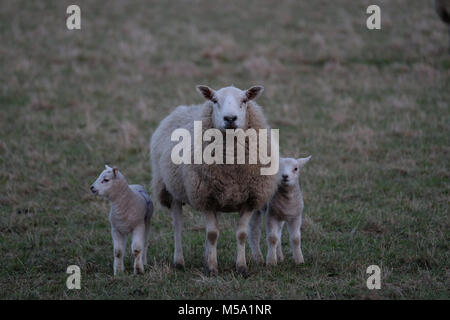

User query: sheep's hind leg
[204,212,219,276]
[248,209,264,264]
[171,200,185,269]
[235,210,253,276]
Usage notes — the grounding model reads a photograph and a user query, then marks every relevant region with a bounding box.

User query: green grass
[0,0,449,299]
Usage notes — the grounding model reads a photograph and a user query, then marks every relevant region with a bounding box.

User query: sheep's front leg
[266,215,282,266]
[204,212,219,276]
[112,229,126,276]
[248,209,264,264]
[236,210,253,276]
[286,217,304,264]
[171,200,185,269]
[131,224,146,274]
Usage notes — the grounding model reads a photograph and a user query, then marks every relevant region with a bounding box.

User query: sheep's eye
[102,179,109,183]
[212,99,218,104]
[294,168,298,172]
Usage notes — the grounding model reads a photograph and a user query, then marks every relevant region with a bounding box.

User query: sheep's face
[90,165,117,196]
[196,85,264,130]
[278,156,311,186]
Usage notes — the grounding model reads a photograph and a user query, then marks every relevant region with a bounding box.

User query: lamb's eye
[294,168,298,172]
[102,179,109,183]
[212,99,218,104]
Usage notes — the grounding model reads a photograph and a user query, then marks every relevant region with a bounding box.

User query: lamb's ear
[112,167,118,178]
[105,164,112,170]
[297,155,311,169]
[196,85,216,101]
[245,86,264,101]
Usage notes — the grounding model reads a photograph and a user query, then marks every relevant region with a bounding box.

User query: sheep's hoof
[203,264,218,277]
[236,265,249,278]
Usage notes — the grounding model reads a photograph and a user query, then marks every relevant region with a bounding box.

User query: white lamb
[90,165,153,275]
[248,156,311,266]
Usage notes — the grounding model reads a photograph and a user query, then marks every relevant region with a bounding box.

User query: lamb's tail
[135,188,154,219]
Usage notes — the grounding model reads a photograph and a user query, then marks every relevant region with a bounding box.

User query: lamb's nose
[282,174,288,180]
[90,185,95,191]
[224,115,237,123]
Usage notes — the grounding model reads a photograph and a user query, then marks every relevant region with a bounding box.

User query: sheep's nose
[282,174,288,180]
[224,115,237,123]
[90,186,95,193]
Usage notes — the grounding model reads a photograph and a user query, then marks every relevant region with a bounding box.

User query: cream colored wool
[150,85,278,275]
[91,166,153,276]
[248,156,310,266]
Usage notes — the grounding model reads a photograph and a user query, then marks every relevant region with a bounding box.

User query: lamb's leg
[248,209,264,264]
[286,217,304,264]
[131,224,146,274]
[266,215,281,266]
[276,221,285,263]
[235,210,253,276]
[171,200,185,269]
[143,214,151,265]
[204,212,219,276]
[112,228,126,276]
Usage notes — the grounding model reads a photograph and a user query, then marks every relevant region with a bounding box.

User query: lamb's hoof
[252,254,264,265]
[173,262,185,270]
[134,267,145,275]
[266,260,277,267]
[204,266,218,277]
[236,265,249,278]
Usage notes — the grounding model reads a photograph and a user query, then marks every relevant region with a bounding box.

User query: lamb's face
[278,156,311,186]
[196,85,264,130]
[90,165,116,196]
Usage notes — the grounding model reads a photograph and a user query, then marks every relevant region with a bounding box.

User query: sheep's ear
[105,164,112,170]
[112,167,118,178]
[297,155,311,169]
[245,86,264,101]
[196,85,216,101]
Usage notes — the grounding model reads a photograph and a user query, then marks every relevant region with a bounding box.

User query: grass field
[0,0,449,299]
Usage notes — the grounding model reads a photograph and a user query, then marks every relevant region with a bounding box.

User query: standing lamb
[150,85,278,276]
[248,156,311,266]
[90,165,153,275]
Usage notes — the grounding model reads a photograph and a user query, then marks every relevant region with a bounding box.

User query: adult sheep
[150,85,278,276]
